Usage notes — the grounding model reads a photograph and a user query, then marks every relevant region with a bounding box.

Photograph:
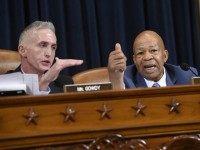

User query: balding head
[133,30,165,53]
[132,30,168,81]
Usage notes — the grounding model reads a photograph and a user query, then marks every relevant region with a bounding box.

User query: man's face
[133,33,168,81]
[21,28,57,74]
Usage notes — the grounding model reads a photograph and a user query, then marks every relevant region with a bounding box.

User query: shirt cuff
[38,86,51,95]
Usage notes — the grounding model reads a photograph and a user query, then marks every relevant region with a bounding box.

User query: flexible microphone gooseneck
[180,63,198,76]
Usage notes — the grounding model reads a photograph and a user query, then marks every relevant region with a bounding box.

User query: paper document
[0,72,40,95]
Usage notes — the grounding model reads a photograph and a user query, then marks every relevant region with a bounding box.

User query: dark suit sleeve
[50,74,74,93]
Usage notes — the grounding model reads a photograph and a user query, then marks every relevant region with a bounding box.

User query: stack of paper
[0,72,40,95]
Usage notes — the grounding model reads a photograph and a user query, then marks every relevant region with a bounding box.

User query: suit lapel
[6,65,21,73]
[166,71,174,86]
[165,65,176,86]
[135,73,147,87]
[15,66,21,72]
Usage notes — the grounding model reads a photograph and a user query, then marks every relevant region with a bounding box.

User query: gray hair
[18,21,55,45]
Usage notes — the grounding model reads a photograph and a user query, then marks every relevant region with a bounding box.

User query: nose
[143,51,153,61]
[44,47,52,58]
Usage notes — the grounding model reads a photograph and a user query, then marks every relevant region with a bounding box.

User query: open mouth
[41,60,51,66]
[143,64,156,72]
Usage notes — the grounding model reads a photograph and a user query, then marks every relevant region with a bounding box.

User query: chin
[144,74,158,81]
[149,76,160,81]
[39,67,51,73]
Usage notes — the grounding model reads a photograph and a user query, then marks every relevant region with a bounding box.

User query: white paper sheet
[0,72,40,95]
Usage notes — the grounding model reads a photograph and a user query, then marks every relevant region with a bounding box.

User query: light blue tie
[152,83,160,87]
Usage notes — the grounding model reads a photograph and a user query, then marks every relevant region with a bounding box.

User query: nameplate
[64,82,112,92]
[191,77,200,85]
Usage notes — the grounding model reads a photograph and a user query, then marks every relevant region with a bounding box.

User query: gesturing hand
[108,43,126,90]
[39,57,83,91]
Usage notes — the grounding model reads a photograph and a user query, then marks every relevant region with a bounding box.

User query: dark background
[0,0,199,75]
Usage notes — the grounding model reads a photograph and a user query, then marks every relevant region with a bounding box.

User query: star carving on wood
[131,100,147,117]
[96,104,113,119]
[23,108,39,126]
[60,106,76,123]
[166,99,181,114]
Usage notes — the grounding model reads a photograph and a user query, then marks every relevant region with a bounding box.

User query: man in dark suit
[108,30,197,89]
[10,21,83,94]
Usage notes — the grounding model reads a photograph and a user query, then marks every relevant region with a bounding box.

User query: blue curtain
[0,0,199,75]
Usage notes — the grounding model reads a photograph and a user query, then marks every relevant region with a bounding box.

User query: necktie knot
[152,83,160,87]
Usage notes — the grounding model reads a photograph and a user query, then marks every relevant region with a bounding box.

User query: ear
[18,45,27,58]
[164,49,169,63]
[133,54,136,64]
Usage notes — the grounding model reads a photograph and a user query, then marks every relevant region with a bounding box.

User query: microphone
[180,63,198,76]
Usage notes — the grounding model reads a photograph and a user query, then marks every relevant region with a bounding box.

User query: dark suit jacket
[124,63,198,88]
[7,66,74,93]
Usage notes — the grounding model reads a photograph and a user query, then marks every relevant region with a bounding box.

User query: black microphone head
[180,63,190,71]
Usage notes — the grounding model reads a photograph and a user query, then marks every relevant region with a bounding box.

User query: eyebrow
[39,41,56,45]
[149,44,158,47]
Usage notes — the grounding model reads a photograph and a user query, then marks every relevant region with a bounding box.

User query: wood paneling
[0,85,199,149]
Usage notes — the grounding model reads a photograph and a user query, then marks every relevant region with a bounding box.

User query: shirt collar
[20,67,25,74]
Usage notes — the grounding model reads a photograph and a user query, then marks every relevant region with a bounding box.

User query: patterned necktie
[152,83,160,87]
